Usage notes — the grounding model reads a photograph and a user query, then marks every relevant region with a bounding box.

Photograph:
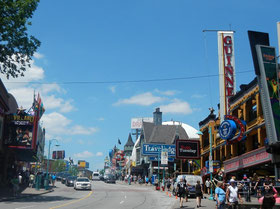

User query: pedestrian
[261,194,276,209]
[29,173,35,188]
[167,177,171,191]
[184,178,190,202]
[11,175,20,196]
[177,177,187,208]
[226,179,243,209]
[195,180,203,208]
[215,181,226,209]
[241,174,251,202]
[145,176,149,186]
[51,173,56,187]
[205,178,210,195]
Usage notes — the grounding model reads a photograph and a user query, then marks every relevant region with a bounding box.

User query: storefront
[224,147,272,178]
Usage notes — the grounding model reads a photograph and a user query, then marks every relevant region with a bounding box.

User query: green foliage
[69,166,78,176]
[51,160,66,172]
[0,0,41,78]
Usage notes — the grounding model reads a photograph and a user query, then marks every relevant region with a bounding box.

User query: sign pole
[158,149,160,183]
[209,126,214,200]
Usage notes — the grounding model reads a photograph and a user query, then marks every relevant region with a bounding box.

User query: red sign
[223,35,234,112]
[224,147,271,173]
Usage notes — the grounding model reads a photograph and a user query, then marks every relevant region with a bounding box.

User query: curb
[0,189,54,202]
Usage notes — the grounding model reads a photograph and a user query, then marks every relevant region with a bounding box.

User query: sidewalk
[0,185,54,202]
[117,181,280,209]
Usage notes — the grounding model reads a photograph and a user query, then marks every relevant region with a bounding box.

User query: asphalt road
[0,181,176,209]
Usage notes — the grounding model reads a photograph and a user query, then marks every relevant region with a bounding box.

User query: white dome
[162,121,199,139]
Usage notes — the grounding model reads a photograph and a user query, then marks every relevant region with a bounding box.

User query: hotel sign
[142,143,175,157]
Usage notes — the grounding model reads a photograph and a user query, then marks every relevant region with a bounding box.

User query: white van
[92,172,100,181]
[174,175,203,197]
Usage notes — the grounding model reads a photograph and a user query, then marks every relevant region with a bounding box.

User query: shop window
[237,140,246,156]
[252,134,259,150]
[203,137,209,148]
[249,104,257,122]
[216,147,220,161]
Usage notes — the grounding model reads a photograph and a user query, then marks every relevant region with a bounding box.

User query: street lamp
[45,139,59,190]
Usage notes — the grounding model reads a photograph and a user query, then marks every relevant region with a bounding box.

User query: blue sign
[149,156,174,162]
[142,143,176,156]
[219,120,237,140]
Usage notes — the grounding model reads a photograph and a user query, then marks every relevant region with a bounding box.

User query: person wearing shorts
[195,180,203,208]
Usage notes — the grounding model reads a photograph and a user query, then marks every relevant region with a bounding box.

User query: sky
[1,0,280,171]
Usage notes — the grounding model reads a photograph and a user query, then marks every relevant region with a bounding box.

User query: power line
[3,70,252,85]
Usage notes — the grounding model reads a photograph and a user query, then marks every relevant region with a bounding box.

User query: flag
[118,138,121,145]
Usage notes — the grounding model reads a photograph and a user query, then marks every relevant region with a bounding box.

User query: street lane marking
[49,191,93,209]
[15,206,35,209]
[120,201,124,204]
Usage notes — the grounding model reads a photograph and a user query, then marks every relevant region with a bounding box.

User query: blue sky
[1,0,280,171]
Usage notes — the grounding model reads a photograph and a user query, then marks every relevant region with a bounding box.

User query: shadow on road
[3,195,75,203]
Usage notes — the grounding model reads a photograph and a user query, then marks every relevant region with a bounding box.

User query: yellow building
[199,78,272,180]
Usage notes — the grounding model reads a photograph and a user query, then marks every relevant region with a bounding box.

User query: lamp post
[208,125,214,200]
[45,139,59,190]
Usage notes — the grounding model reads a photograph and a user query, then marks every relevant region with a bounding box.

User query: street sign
[142,143,176,157]
[209,160,213,173]
[149,156,174,162]
[161,151,168,165]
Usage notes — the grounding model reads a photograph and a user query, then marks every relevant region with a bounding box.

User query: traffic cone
[166,192,168,195]
[169,193,171,197]
[175,195,178,199]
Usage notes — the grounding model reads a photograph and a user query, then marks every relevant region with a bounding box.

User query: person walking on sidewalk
[29,173,35,188]
[226,179,243,209]
[177,177,187,208]
[195,180,204,208]
[11,175,20,196]
[51,173,56,187]
[215,181,226,209]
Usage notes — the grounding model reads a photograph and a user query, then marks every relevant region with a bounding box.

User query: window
[203,137,209,148]
[249,104,257,122]
[252,134,259,150]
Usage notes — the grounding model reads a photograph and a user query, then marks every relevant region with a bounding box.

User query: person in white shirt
[226,179,243,209]
[205,178,210,195]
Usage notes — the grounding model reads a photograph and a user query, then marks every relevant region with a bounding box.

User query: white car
[74,177,92,190]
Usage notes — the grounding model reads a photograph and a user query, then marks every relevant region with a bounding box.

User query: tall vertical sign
[256,45,280,144]
[218,31,236,122]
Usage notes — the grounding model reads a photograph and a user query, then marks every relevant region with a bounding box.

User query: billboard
[256,45,280,144]
[142,143,176,157]
[78,160,89,168]
[52,150,65,159]
[4,114,36,149]
[161,151,168,165]
[131,117,153,129]
[218,31,236,122]
[176,139,200,159]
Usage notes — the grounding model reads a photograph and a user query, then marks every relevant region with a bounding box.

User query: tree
[51,160,66,173]
[0,0,41,78]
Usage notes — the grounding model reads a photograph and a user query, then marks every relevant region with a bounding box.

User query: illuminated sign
[4,114,36,149]
[218,31,236,122]
[176,139,200,159]
[219,115,246,143]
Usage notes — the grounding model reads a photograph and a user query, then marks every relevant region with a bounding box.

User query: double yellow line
[49,191,93,209]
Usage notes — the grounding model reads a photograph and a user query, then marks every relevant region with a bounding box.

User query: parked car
[61,173,71,184]
[65,176,77,187]
[104,174,116,184]
[74,177,92,190]
[172,175,203,197]
[92,172,100,181]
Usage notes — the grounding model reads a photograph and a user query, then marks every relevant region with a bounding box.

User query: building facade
[199,78,272,180]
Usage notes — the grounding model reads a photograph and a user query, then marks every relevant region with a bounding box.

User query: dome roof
[162,121,199,139]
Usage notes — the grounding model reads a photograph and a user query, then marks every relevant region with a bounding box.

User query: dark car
[65,176,77,187]
[56,172,63,181]
[61,173,71,184]
[105,174,116,184]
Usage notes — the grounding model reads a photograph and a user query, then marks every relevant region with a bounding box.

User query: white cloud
[98,117,105,121]
[74,151,94,158]
[109,86,116,93]
[96,152,103,157]
[154,89,178,96]
[191,94,207,99]
[44,95,75,113]
[39,83,64,94]
[9,87,36,108]
[33,52,44,59]
[41,112,98,139]
[114,92,165,106]
[72,125,98,135]
[160,99,193,115]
